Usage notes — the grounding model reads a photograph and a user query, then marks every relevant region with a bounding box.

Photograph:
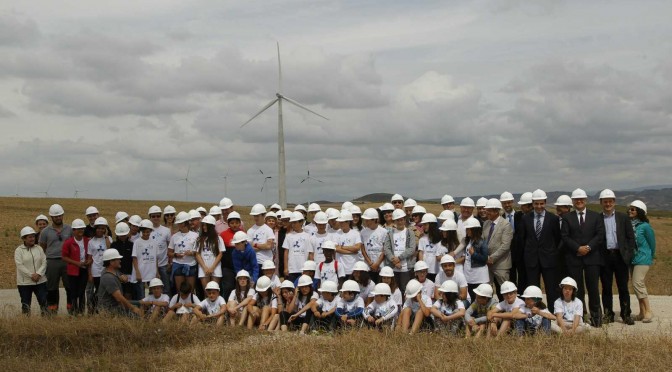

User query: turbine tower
[176,166,195,201]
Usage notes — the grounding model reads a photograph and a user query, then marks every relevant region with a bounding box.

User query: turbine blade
[187,179,196,187]
[300,178,307,184]
[313,178,324,183]
[259,169,264,175]
[281,95,329,120]
[186,165,190,178]
[241,98,279,128]
[277,41,282,94]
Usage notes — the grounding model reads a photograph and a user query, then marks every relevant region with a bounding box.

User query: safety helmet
[148,205,162,215]
[531,189,547,201]
[71,219,86,229]
[297,275,313,287]
[500,281,518,294]
[341,280,360,292]
[149,278,164,288]
[201,215,216,225]
[518,192,533,205]
[463,217,481,229]
[94,217,108,226]
[313,211,328,224]
[85,206,99,215]
[289,211,305,222]
[571,188,588,199]
[441,195,455,204]
[236,269,250,278]
[318,280,339,293]
[336,210,353,222]
[405,279,423,298]
[302,260,317,271]
[255,276,272,292]
[559,277,578,289]
[379,266,394,277]
[391,209,406,220]
[219,197,233,209]
[115,222,130,236]
[175,212,190,224]
[629,200,647,215]
[352,261,369,272]
[438,280,459,293]
[205,281,221,291]
[49,204,65,217]
[473,283,494,297]
[227,211,241,221]
[413,261,429,272]
[20,226,36,238]
[499,191,514,202]
[521,286,543,299]
[420,213,437,224]
[308,203,321,212]
[115,211,129,223]
[231,231,249,244]
[371,283,392,296]
[250,203,267,216]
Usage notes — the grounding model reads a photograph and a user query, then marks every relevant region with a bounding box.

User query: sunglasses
[150,215,161,218]
[629,208,638,212]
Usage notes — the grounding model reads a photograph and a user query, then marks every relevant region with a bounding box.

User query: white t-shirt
[495,297,526,313]
[392,228,408,272]
[199,296,226,315]
[310,232,331,264]
[141,293,170,311]
[362,226,387,266]
[418,236,441,274]
[88,236,112,278]
[365,298,398,320]
[359,280,375,301]
[75,238,85,262]
[132,238,158,282]
[130,233,140,243]
[337,296,365,313]
[295,292,319,317]
[255,293,278,309]
[228,288,256,304]
[335,229,363,275]
[553,298,584,324]
[315,260,344,284]
[303,223,318,236]
[434,270,468,290]
[169,293,201,313]
[168,231,199,266]
[197,237,225,278]
[403,294,433,313]
[435,244,464,275]
[419,278,435,299]
[266,274,281,290]
[151,225,172,267]
[282,231,314,274]
[316,296,340,312]
[247,224,275,264]
[463,242,490,284]
[432,298,465,316]
[519,305,552,328]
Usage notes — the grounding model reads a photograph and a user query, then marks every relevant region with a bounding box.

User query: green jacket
[632,221,656,266]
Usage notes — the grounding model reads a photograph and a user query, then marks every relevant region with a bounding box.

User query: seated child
[464,283,498,338]
[163,282,200,324]
[138,278,169,322]
[364,283,398,330]
[487,281,525,337]
[513,285,556,335]
[191,281,227,326]
[431,280,465,335]
[399,279,433,334]
[335,279,365,328]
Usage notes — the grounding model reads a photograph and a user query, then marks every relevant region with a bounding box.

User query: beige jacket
[15,244,47,286]
[482,217,513,270]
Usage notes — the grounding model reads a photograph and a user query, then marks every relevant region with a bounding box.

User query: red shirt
[219,228,240,248]
[61,236,89,276]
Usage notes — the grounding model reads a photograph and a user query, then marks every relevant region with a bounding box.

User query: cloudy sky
[2,0,671,206]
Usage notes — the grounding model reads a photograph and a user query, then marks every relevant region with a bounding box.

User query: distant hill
[353,193,394,203]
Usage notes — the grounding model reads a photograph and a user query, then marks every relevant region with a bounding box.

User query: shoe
[633,313,644,321]
[590,317,603,328]
[603,312,615,324]
[623,316,635,325]
[642,312,653,323]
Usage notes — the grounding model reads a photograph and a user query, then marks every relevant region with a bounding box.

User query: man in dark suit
[500,191,528,290]
[598,189,636,325]
[561,188,606,327]
[521,189,562,313]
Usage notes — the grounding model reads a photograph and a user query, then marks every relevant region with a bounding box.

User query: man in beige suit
[483,198,513,301]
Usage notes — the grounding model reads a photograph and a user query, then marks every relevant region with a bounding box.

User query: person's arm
[289,298,317,320]
[14,248,34,278]
[645,224,656,259]
[112,290,142,315]
[451,240,466,256]
[195,250,206,269]
[458,286,468,301]
[212,300,228,317]
[571,314,580,333]
[555,311,566,330]
[417,295,431,317]
[285,295,298,313]
[36,248,47,277]
[248,248,259,282]
[211,251,223,272]
[347,305,365,319]
[253,238,274,251]
[511,307,527,320]
[382,232,394,262]
[361,243,373,266]
[561,216,581,253]
[381,303,398,321]
[337,242,361,254]
[283,248,289,277]
[536,309,556,321]
[471,241,489,263]
[430,305,443,319]
[587,213,605,251]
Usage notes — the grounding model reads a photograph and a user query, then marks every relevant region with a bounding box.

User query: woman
[382,209,417,292]
[15,226,47,315]
[195,215,224,289]
[168,211,199,300]
[453,217,489,302]
[417,213,441,282]
[378,203,395,229]
[34,214,49,243]
[629,200,656,323]
[163,205,177,234]
[61,219,90,315]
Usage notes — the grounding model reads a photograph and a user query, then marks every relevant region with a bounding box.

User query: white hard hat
[405,279,423,298]
[175,212,190,224]
[20,226,36,238]
[269,203,282,211]
[391,209,406,220]
[629,200,647,215]
[297,275,313,287]
[485,198,502,209]
[518,192,533,205]
[411,205,427,215]
[476,197,488,207]
[413,261,429,272]
[219,197,233,209]
[441,194,455,204]
[559,277,578,289]
[261,260,276,270]
[71,219,86,229]
[353,261,369,272]
[438,210,455,221]
[209,205,222,216]
[361,208,379,220]
[236,269,250,278]
[201,215,216,225]
[35,214,49,223]
[149,278,164,288]
[232,231,249,244]
[289,211,305,222]
[49,204,65,217]
[341,201,354,210]
[85,206,99,215]
[302,260,317,271]
[554,195,573,206]
[420,213,437,224]
[294,204,307,213]
[379,266,394,277]
[379,203,394,212]
[321,240,336,250]
[163,205,176,214]
[571,188,588,199]
[403,198,417,208]
[439,219,458,231]
[102,248,123,261]
[250,203,267,216]
[115,211,129,223]
[521,286,543,298]
[391,193,404,202]
[341,280,360,292]
[438,280,459,293]
[349,205,362,215]
[499,191,514,202]
[463,217,481,229]
[531,189,547,201]
[205,281,220,291]
[318,280,339,293]
[599,189,616,199]
[313,211,328,224]
[148,205,162,215]
[264,211,277,220]
[460,197,475,208]
[94,217,108,226]
[500,281,517,294]
[196,206,207,215]
[255,276,272,292]
[326,208,340,220]
[227,211,241,221]
[139,219,154,230]
[371,283,392,296]
[281,210,292,220]
[336,210,353,222]
[473,283,494,298]
[308,203,321,212]
[129,215,143,226]
[440,254,456,265]
[115,222,130,236]
[280,280,295,290]
[188,210,201,220]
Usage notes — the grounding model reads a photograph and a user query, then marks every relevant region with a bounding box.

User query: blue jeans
[514,317,551,335]
[18,283,47,315]
[158,265,171,295]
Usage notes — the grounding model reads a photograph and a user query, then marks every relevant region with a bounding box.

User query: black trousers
[600,250,631,317]
[525,265,560,314]
[220,267,236,302]
[567,263,602,323]
[510,259,528,294]
[68,268,88,315]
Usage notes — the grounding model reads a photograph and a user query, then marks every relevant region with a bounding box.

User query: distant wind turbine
[176,166,195,201]
[241,42,329,209]
[35,180,52,198]
[73,184,88,198]
[259,170,272,205]
[300,170,323,184]
[221,170,229,196]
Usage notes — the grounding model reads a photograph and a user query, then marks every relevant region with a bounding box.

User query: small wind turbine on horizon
[73,184,88,198]
[259,169,272,205]
[300,169,323,204]
[35,180,52,198]
[241,42,329,209]
[221,170,229,196]
[176,166,195,201]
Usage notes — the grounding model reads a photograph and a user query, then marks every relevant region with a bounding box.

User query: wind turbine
[300,169,323,204]
[35,180,52,198]
[259,170,273,205]
[221,170,229,196]
[73,184,88,198]
[241,42,329,209]
[176,166,195,201]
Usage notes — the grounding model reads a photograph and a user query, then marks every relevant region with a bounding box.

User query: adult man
[83,206,99,238]
[391,193,404,210]
[97,248,142,316]
[500,191,526,290]
[553,194,573,279]
[149,205,172,294]
[440,194,455,211]
[456,197,475,240]
[38,204,73,314]
[482,198,513,301]
[434,255,468,301]
[561,188,605,327]
[521,189,562,313]
[216,197,244,234]
[599,189,636,325]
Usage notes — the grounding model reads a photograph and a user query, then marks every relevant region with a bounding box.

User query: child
[335,280,365,328]
[311,280,340,331]
[335,211,364,279]
[379,266,402,312]
[399,279,433,334]
[364,283,398,330]
[247,204,276,274]
[163,282,200,324]
[452,218,489,302]
[128,215,142,242]
[487,281,525,337]
[195,215,224,289]
[139,278,169,322]
[287,275,320,334]
[131,220,158,301]
[465,283,498,338]
[191,281,227,327]
[87,217,112,313]
[360,208,387,283]
[437,219,461,274]
[553,277,587,335]
[293,260,319,290]
[260,260,281,296]
[275,281,297,331]
[315,241,345,287]
[227,269,255,326]
[431,280,465,335]
[309,211,330,264]
[247,276,278,330]
[352,261,375,306]
[282,212,314,282]
[168,212,199,302]
[231,231,259,283]
[413,261,435,300]
[417,213,442,281]
[513,285,555,335]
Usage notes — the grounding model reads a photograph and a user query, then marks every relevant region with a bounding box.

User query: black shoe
[603,312,615,324]
[623,316,635,325]
[590,315,603,328]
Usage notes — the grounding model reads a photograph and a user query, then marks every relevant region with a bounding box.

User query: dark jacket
[602,211,636,265]
[467,239,489,268]
[561,209,605,267]
[382,227,417,270]
[521,211,561,269]
[232,243,259,282]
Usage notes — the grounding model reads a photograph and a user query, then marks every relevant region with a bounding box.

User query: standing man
[553,194,573,280]
[149,205,172,294]
[500,191,526,290]
[598,189,635,325]
[38,204,73,314]
[561,188,605,327]
[83,206,99,238]
[457,197,475,241]
[482,198,513,301]
[440,194,455,211]
[521,189,562,313]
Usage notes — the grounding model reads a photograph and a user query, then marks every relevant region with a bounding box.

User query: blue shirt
[231,243,259,282]
[603,212,617,250]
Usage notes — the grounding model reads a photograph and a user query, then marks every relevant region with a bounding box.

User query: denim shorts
[172,263,197,277]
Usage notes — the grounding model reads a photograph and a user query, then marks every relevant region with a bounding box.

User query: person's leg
[45,259,61,314]
[17,285,32,315]
[540,318,551,334]
[398,308,411,332]
[513,319,525,336]
[395,271,411,294]
[67,275,79,315]
[410,311,424,334]
[158,266,171,295]
[584,265,602,327]
[541,266,560,314]
[220,268,235,301]
[613,256,632,323]
[86,280,96,314]
[58,261,70,315]
[599,254,615,321]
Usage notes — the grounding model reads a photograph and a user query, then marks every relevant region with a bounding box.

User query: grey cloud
[0,12,40,46]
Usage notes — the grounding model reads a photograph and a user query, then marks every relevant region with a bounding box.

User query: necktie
[487,222,495,243]
[579,211,585,227]
[535,214,542,240]
[508,214,514,233]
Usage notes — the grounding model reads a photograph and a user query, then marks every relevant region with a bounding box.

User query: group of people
[14,188,657,335]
